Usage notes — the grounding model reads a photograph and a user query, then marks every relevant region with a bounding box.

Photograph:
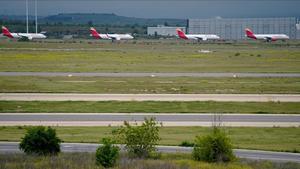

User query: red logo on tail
[2,26,13,38]
[90,27,101,39]
[176,28,188,40]
[245,28,256,39]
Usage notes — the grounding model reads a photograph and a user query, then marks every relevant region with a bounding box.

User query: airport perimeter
[0,40,299,165]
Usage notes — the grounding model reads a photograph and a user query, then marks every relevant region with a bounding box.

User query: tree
[113,118,161,158]
[19,126,61,155]
[192,127,235,162]
[96,138,119,168]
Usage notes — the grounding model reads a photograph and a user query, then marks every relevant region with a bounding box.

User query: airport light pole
[35,0,38,34]
[26,0,29,34]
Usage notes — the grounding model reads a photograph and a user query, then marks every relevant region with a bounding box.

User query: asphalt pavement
[1,142,299,163]
[1,93,300,102]
[0,113,299,127]
[1,72,300,77]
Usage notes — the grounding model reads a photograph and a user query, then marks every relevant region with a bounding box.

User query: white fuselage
[10,33,47,40]
[250,34,289,41]
[185,34,220,41]
[97,33,134,40]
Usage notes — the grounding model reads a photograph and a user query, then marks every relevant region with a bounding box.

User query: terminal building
[188,17,298,40]
[147,25,186,36]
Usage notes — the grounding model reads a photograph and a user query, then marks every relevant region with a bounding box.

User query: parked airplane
[176,28,220,41]
[90,27,133,41]
[245,28,289,42]
[2,26,46,40]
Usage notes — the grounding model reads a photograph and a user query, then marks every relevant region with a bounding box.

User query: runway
[1,72,300,78]
[1,142,299,163]
[1,93,300,102]
[1,113,299,127]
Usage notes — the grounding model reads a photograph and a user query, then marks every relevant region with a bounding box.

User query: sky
[0,0,299,19]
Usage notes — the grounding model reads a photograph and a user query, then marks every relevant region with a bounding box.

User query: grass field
[1,101,299,114]
[1,76,300,94]
[0,40,300,73]
[0,126,299,152]
[2,152,299,169]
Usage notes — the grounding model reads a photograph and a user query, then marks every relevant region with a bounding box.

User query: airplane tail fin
[90,27,101,39]
[245,28,256,39]
[2,26,13,38]
[176,28,188,40]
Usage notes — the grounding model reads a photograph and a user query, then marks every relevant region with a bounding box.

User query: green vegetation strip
[1,77,300,94]
[0,41,300,73]
[0,126,299,152]
[2,152,299,169]
[0,101,300,114]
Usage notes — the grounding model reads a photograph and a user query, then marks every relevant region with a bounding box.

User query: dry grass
[0,153,299,169]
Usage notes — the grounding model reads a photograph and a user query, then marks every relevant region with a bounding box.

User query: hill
[1,13,187,26]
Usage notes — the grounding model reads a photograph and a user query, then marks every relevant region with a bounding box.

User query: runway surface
[1,72,300,77]
[1,93,300,102]
[1,113,299,127]
[1,142,299,163]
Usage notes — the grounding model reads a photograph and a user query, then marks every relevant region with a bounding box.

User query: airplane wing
[108,35,121,41]
[194,36,207,41]
[17,33,32,40]
[264,36,274,42]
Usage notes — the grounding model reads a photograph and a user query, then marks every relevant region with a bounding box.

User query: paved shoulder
[1,142,299,163]
[1,93,300,102]
[0,113,299,127]
[1,72,300,78]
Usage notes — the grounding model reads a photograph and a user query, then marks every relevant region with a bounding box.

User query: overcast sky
[0,0,299,19]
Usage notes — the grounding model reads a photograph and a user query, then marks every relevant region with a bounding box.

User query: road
[1,72,300,77]
[1,93,300,102]
[1,142,299,163]
[0,113,299,127]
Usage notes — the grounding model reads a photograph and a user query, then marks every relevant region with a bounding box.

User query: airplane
[176,28,220,41]
[90,27,134,41]
[245,28,289,42]
[2,26,46,40]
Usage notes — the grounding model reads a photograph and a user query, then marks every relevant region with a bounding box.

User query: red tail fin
[176,28,188,40]
[245,28,256,39]
[2,26,13,38]
[90,27,101,39]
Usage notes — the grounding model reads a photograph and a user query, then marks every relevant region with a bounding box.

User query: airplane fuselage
[249,34,289,41]
[185,34,220,40]
[9,33,47,40]
[176,28,220,41]
[245,28,289,41]
[97,33,134,40]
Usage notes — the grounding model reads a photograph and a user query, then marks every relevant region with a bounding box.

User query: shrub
[19,126,61,155]
[95,138,119,168]
[113,118,161,158]
[235,52,240,56]
[192,127,235,162]
[179,141,194,147]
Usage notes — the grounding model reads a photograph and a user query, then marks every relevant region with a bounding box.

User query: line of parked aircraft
[1,26,290,42]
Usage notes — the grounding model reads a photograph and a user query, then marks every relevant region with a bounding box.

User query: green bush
[192,127,235,162]
[95,138,119,168]
[179,141,194,147]
[113,118,161,158]
[19,126,61,155]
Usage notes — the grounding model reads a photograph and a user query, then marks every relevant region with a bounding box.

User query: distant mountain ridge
[0,13,187,26]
